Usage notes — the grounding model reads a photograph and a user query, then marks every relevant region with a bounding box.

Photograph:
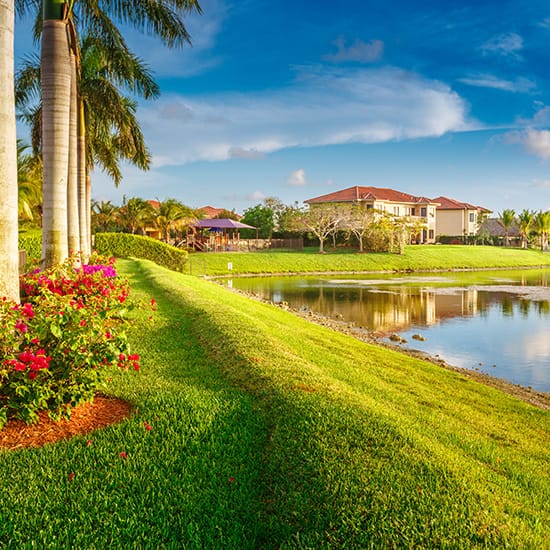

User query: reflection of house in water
[305,285,481,333]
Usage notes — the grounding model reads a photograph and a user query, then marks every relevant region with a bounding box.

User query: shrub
[0,256,141,428]
[18,232,42,265]
[95,233,188,272]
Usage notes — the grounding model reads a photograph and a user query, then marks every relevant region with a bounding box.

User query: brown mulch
[0,395,132,451]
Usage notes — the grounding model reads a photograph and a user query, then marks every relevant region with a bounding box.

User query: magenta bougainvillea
[0,256,140,428]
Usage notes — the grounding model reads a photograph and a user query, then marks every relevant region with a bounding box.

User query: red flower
[68,472,75,482]
[14,321,28,333]
[229,477,235,483]
[79,319,87,327]
[119,451,127,459]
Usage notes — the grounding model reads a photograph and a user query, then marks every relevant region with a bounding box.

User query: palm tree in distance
[499,209,516,247]
[517,209,534,249]
[533,210,550,252]
[152,199,197,243]
[118,196,154,235]
[17,140,42,224]
[91,199,117,233]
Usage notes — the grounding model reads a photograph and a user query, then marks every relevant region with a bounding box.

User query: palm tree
[517,209,534,249]
[35,0,202,266]
[499,209,516,247]
[152,199,196,243]
[118,196,154,235]
[0,0,20,301]
[91,199,117,232]
[533,210,550,252]
[16,34,159,259]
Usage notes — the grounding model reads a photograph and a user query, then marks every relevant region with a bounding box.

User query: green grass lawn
[1,258,548,548]
[186,245,550,276]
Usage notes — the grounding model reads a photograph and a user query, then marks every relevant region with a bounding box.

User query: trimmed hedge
[94,232,188,272]
[18,232,41,265]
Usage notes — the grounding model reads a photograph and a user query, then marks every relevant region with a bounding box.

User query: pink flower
[14,321,28,333]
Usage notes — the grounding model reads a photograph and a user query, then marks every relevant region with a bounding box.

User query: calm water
[227,269,550,392]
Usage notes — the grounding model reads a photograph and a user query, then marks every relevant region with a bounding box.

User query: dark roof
[479,218,519,237]
[432,196,491,213]
[305,186,437,205]
[196,218,256,229]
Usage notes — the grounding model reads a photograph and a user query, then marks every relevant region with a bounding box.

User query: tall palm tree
[35,0,202,266]
[152,198,196,242]
[0,0,20,301]
[533,210,550,252]
[517,209,534,250]
[16,34,159,257]
[499,209,516,247]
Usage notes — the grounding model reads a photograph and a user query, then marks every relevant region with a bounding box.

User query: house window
[411,207,416,216]
[469,212,476,223]
[366,204,373,209]
[393,206,399,215]
[421,207,427,217]
[429,229,434,239]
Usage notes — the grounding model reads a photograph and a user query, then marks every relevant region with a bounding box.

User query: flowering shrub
[0,256,140,428]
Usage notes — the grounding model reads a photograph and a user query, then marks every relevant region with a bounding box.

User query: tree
[517,209,534,249]
[294,204,345,253]
[533,210,550,252]
[0,0,20,301]
[341,203,376,252]
[91,199,117,232]
[499,209,516,247]
[117,196,154,234]
[241,203,275,239]
[152,198,196,242]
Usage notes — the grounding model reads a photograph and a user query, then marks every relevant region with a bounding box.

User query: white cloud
[530,179,550,188]
[249,191,266,201]
[459,74,535,93]
[323,38,384,63]
[138,67,473,167]
[481,32,523,59]
[228,147,265,159]
[506,128,550,160]
[539,17,550,29]
[287,169,307,186]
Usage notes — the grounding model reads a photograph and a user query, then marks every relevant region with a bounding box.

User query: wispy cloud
[139,67,474,167]
[287,169,308,186]
[229,147,265,159]
[323,38,384,63]
[458,74,535,93]
[538,17,550,29]
[530,179,550,188]
[481,32,523,59]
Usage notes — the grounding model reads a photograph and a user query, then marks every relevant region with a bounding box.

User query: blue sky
[14,0,550,214]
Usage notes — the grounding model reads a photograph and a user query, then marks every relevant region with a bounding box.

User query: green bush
[18,232,41,265]
[94,233,188,272]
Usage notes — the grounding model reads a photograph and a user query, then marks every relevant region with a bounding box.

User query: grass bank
[1,258,548,547]
[186,245,550,276]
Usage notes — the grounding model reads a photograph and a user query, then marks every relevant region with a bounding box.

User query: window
[421,207,427,217]
[411,207,416,216]
[469,212,476,223]
[393,206,400,215]
[366,204,373,209]
[429,229,434,239]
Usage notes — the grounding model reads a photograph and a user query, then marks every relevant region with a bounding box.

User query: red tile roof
[432,196,491,212]
[305,186,437,205]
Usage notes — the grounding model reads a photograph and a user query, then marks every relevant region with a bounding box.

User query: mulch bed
[0,395,132,450]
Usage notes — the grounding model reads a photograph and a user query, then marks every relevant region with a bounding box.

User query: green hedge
[94,232,188,272]
[18,232,42,265]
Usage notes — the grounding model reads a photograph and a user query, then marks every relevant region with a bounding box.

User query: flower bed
[0,256,140,428]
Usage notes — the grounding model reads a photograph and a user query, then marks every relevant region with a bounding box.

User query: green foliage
[95,232,188,272]
[0,258,139,427]
[241,203,275,238]
[18,231,41,265]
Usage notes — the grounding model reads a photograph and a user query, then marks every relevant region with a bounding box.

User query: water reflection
[228,269,550,392]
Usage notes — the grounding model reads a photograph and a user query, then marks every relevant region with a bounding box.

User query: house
[432,196,492,238]
[304,186,439,243]
[199,205,242,220]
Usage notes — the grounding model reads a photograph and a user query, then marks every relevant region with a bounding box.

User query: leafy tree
[17,140,42,225]
[117,196,154,235]
[499,209,516,247]
[91,199,118,232]
[152,198,196,242]
[241,203,275,239]
[212,208,240,220]
[293,204,345,253]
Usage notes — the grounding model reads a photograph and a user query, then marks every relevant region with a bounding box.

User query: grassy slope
[0,261,550,549]
[187,245,550,276]
[0,258,548,548]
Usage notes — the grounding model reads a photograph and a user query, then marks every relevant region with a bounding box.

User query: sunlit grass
[186,245,550,276]
[0,258,548,548]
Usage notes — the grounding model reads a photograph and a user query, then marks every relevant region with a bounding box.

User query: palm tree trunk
[0,0,20,301]
[67,49,80,258]
[41,10,71,267]
[77,97,89,260]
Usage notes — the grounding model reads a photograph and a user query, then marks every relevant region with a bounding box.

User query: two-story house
[304,186,439,243]
[431,196,491,238]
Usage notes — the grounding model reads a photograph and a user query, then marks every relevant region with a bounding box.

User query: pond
[226,269,550,393]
